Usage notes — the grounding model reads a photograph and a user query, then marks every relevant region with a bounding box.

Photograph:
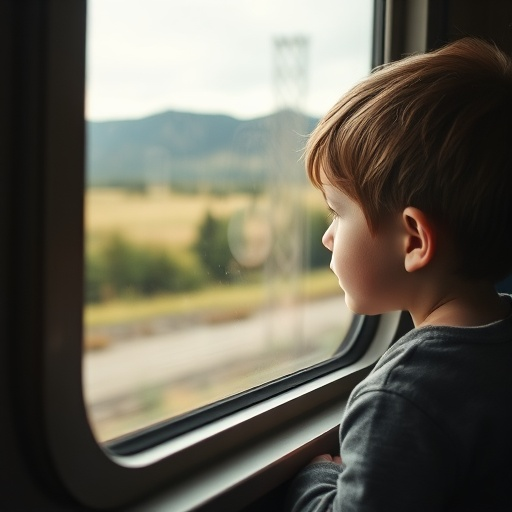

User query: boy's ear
[402,207,436,273]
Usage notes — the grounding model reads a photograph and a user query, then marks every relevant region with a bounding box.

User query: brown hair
[306,37,512,281]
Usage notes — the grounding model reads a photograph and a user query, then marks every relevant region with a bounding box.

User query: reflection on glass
[84,0,373,442]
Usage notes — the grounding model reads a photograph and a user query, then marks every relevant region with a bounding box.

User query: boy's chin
[343,294,365,315]
[343,294,386,316]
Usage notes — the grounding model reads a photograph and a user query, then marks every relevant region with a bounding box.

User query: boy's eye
[327,206,339,221]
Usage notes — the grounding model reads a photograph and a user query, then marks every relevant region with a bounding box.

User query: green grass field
[85,267,340,327]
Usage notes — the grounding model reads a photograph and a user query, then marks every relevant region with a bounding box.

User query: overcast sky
[86,0,374,121]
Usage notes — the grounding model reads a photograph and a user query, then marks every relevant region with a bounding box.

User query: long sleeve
[287,389,458,512]
[287,315,512,511]
[334,389,457,511]
[286,461,341,512]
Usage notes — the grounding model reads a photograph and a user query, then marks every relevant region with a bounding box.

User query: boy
[286,38,512,511]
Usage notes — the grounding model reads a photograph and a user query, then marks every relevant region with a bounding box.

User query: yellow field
[85,186,325,249]
[85,188,247,249]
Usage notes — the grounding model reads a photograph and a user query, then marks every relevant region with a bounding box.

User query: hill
[86,109,318,188]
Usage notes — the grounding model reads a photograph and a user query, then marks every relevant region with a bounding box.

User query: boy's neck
[411,278,510,328]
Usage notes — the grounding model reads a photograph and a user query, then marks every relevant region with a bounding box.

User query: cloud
[86,0,373,121]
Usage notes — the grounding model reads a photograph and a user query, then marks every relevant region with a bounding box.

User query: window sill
[118,311,402,512]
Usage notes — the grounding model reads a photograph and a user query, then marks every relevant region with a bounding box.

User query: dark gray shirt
[287,300,512,511]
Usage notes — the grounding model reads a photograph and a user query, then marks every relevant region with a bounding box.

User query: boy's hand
[309,454,342,465]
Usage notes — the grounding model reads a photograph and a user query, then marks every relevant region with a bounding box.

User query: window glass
[84,0,373,442]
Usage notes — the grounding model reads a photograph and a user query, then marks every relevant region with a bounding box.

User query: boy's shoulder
[342,305,512,461]
[351,305,512,406]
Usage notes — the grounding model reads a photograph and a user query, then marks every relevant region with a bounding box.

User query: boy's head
[307,38,512,282]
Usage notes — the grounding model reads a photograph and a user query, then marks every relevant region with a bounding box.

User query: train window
[83,0,374,443]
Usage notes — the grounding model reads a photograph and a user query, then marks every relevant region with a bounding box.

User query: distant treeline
[89,181,266,197]
[85,209,330,304]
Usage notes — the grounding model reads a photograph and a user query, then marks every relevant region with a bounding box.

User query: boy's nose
[322,226,334,252]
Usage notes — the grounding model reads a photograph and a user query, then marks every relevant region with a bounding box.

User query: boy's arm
[286,460,342,512]
[287,389,457,511]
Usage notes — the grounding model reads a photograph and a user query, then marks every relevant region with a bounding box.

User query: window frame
[107,313,380,455]
[7,0,421,509]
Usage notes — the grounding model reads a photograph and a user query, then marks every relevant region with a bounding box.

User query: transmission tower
[273,36,309,112]
[265,35,310,346]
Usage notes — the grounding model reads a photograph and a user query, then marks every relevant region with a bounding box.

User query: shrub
[85,234,203,303]
[193,212,235,283]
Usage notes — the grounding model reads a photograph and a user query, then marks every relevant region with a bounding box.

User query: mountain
[86,109,318,188]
